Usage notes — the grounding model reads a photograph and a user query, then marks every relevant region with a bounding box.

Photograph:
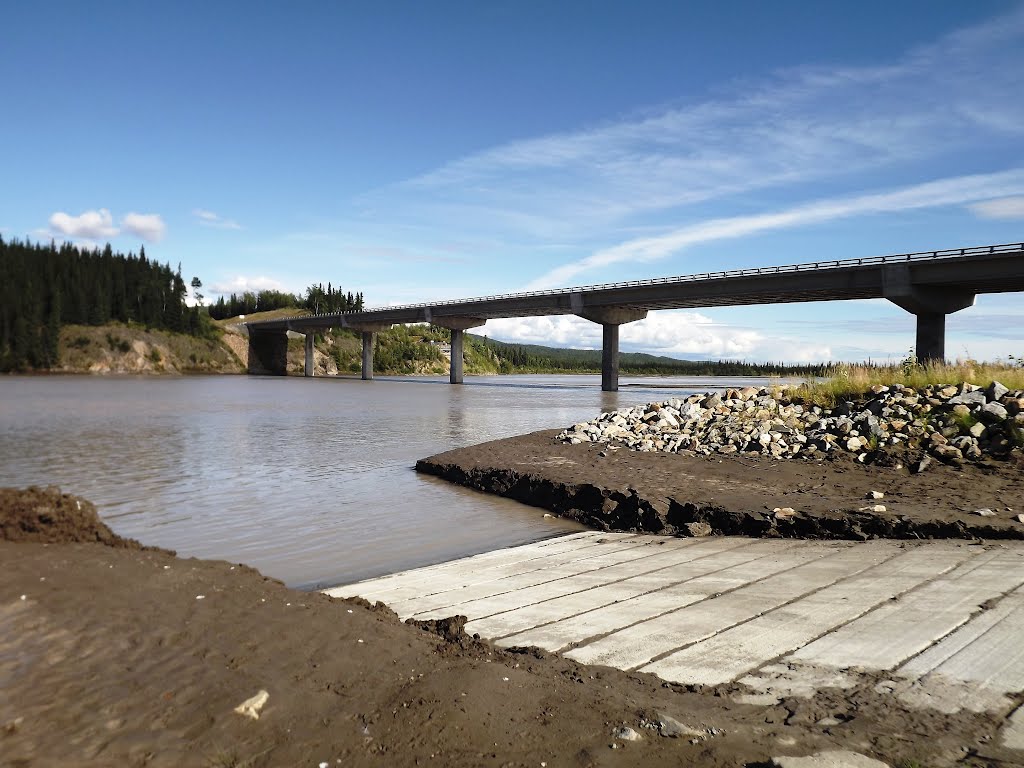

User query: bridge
[246,242,1024,391]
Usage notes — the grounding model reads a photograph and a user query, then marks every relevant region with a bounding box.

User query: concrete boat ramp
[326,531,1024,748]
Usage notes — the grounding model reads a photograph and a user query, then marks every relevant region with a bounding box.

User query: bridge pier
[304,332,315,377]
[346,322,392,380]
[883,266,975,363]
[427,315,487,384]
[577,307,648,392]
[247,328,289,375]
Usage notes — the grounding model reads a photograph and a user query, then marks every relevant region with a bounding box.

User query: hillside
[19,313,829,378]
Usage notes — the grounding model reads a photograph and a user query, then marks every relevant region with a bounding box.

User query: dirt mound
[0,486,158,549]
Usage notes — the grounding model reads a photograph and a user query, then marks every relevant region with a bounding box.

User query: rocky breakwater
[558,381,1024,468]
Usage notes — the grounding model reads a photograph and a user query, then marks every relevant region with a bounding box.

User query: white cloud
[210,275,286,295]
[968,196,1024,220]
[193,208,242,230]
[525,168,1024,289]
[121,212,166,242]
[48,209,119,239]
[485,311,836,362]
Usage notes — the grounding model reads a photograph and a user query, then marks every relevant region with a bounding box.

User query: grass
[790,360,1024,408]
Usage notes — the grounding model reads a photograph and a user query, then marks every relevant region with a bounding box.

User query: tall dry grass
[789,359,1024,408]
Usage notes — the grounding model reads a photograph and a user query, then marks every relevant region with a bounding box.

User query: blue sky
[3,1,1023,363]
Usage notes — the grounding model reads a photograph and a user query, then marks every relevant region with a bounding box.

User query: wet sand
[3,485,1023,767]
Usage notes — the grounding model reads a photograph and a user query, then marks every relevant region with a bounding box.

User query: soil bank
[416,430,1024,540]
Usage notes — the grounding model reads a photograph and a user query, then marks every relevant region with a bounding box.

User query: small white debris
[233,689,269,720]
[195,595,205,600]
[319,763,329,768]
[163,565,170,570]
[357,639,364,643]
[613,726,642,741]
[859,505,887,513]
[866,491,884,500]
[20,595,27,601]
[543,513,553,518]
[974,508,996,517]
[346,609,353,614]
[39,577,45,581]
[503,676,510,681]
[773,507,796,519]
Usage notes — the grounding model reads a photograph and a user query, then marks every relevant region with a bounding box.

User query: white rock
[233,689,269,720]
[866,491,884,500]
[771,750,890,768]
[974,508,997,517]
[613,726,642,741]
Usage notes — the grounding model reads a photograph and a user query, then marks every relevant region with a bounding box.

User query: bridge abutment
[577,307,647,391]
[247,329,289,375]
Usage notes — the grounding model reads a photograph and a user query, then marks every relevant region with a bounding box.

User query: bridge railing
[251,242,1023,324]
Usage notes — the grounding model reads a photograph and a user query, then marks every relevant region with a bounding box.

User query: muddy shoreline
[416,430,1024,541]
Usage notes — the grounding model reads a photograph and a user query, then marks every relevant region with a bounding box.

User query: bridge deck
[327,532,1024,723]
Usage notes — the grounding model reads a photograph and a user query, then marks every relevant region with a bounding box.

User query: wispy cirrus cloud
[193,208,242,230]
[348,7,1024,276]
[969,196,1024,220]
[525,168,1024,289]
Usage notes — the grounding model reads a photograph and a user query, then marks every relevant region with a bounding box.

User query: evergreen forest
[0,237,208,371]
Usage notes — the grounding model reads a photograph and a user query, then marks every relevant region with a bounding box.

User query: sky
[3,0,1023,363]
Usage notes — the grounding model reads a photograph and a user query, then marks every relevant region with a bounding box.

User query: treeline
[0,237,206,371]
[208,282,364,320]
[473,335,833,376]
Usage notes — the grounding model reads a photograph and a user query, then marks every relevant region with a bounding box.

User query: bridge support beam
[427,315,487,384]
[304,332,315,377]
[247,329,289,375]
[883,266,974,363]
[576,307,648,392]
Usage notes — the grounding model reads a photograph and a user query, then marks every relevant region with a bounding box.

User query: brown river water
[0,373,778,588]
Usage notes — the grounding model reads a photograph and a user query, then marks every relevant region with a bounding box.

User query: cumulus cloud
[48,209,119,239]
[121,212,166,242]
[210,275,286,295]
[968,196,1024,220]
[193,208,242,230]
[487,311,769,359]
[47,208,166,243]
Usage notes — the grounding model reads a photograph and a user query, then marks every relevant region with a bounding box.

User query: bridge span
[246,242,1024,391]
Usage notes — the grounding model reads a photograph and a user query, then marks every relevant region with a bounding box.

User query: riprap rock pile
[558,382,1024,465]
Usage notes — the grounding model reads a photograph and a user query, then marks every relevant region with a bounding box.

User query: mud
[416,430,1024,540]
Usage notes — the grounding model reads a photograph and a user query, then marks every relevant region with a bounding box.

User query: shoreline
[416,429,1024,541]
[4,486,1023,767]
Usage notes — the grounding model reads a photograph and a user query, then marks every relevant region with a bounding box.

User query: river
[0,373,781,588]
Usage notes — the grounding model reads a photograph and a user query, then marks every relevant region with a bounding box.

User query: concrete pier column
[426,315,486,385]
[450,329,465,384]
[576,306,647,392]
[601,323,620,392]
[361,331,376,380]
[304,332,315,377]
[916,313,945,363]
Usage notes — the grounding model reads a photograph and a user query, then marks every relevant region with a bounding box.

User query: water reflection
[0,373,777,588]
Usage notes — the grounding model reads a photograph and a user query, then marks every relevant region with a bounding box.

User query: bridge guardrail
[249,242,1023,324]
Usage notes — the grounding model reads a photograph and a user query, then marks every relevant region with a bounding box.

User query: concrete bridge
[246,242,1024,391]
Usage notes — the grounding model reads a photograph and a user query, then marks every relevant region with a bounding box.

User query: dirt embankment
[416,430,1024,541]
[2,486,1017,767]
[55,323,244,374]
